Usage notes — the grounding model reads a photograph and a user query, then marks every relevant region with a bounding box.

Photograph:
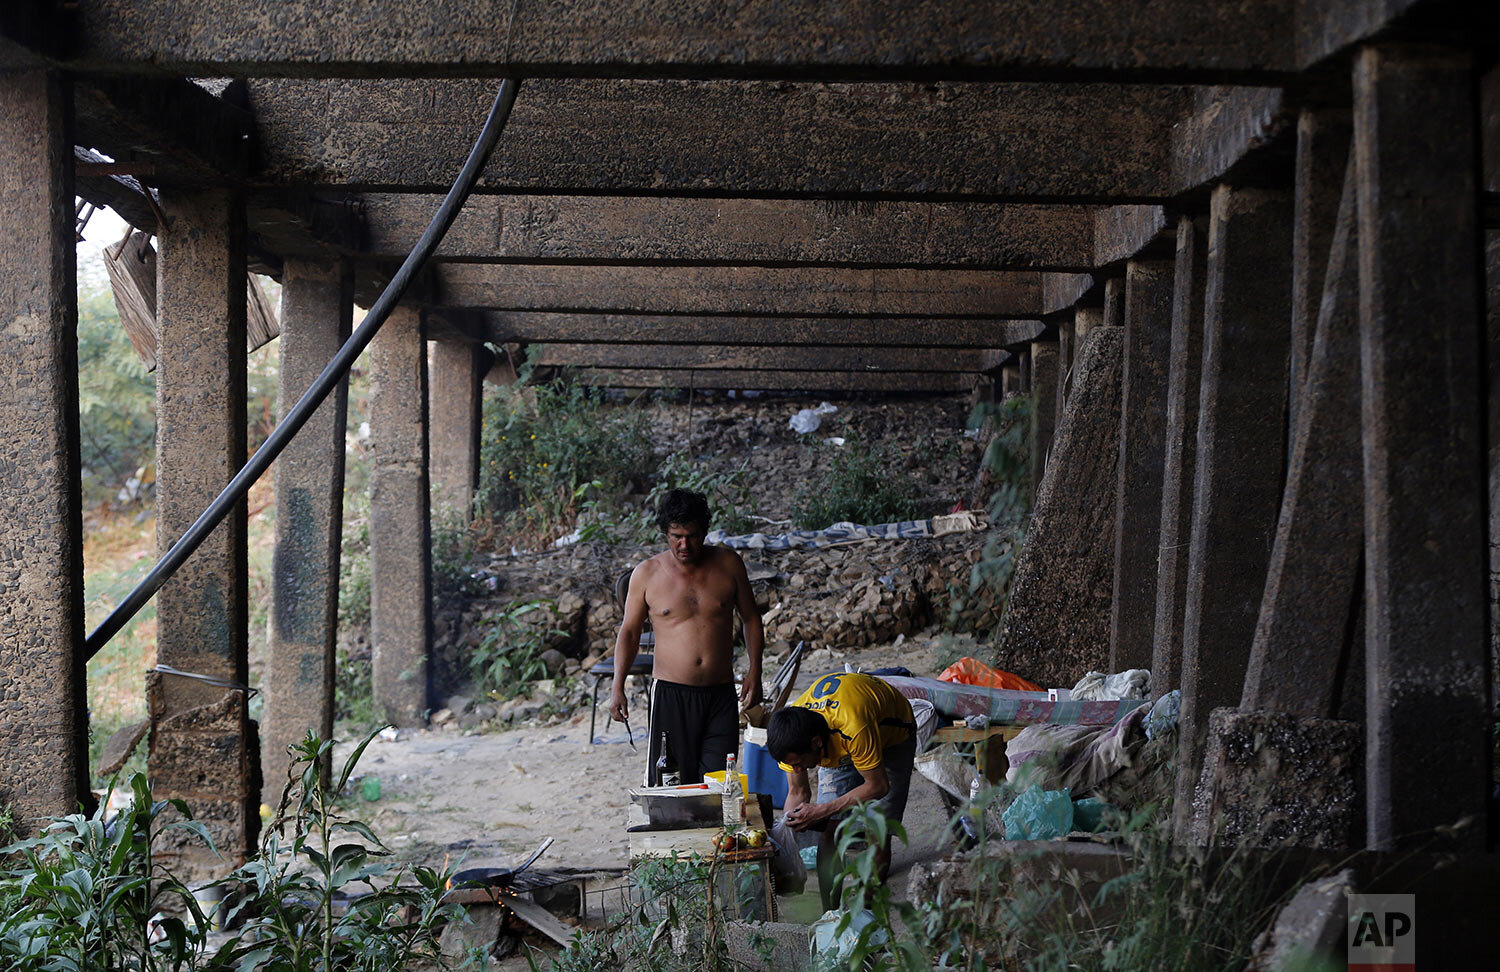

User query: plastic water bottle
[721,753,744,829]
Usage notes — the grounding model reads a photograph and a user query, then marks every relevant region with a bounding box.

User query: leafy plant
[477,378,654,547]
[789,437,921,530]
[471,599,565,699]
[0,773,217,971]
[947,395,1033,633]
[212,729,471,972]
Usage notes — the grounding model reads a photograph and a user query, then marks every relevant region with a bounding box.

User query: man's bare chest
[647,571,735,622]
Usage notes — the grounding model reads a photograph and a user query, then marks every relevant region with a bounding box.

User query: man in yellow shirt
[767,671,917,907]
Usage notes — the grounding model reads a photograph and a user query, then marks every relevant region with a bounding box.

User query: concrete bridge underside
[0,0,1496,899]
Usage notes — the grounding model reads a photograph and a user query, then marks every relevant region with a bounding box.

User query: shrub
[790,437,921,530]
[470,599,566,699]
[477,378,654,546]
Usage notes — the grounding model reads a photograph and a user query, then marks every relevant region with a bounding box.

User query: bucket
[740,732,789,808]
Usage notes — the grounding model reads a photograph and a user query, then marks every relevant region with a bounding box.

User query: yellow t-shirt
[782,672,914,772]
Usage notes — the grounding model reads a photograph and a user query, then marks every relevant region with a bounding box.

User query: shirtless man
[609,488,764,783]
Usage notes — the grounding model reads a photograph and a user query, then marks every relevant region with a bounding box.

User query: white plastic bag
[789,401,838,434]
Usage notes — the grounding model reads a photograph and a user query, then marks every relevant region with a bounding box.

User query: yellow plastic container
[705,770,749,795]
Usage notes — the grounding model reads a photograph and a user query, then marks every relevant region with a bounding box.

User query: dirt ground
[332,635,956,884]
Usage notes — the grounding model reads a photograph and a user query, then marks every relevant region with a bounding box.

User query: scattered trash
[1002,783,1074,840]
[788,401,838,434]
[361,776,381,801]
[825,436,846,446]
[810,908,886,966]
[1070,669,1151,701]
[1144,689,1181,740]
[377,727,401,743]
[1072,796,1114,832]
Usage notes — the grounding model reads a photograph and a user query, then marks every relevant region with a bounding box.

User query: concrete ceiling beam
[479,312,1045,348]
[248,79,1190,201]
[62,0,1295,81]
[556,368,975,392]
[360,194,1096,270]
[433,264,1041,317]
[530,343,991,373]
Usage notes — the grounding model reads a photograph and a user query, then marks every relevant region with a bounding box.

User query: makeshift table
[627,796,776,919]
[931,722,1025,784]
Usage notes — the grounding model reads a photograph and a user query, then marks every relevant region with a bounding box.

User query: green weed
[789,437,921,530]
[471,599,565,700]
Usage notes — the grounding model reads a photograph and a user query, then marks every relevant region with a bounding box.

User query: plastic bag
[1072,796,1114,833]
[1001,784,1074,839]
[809,909,886,969]
[789,401,838,434]
[766,816,807,895]
[1143,689,1181,740]
[937,657,1043,693]
[1070,669,1150,701]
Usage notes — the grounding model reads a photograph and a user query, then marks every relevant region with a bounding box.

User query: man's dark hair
[767,706,831,763]
[657,487,711,534]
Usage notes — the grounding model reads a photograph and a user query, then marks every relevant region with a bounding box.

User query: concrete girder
[247,79,1190,201]
[61,0,1295,81]
[359,194,1096,270]
[529,343,993,373]
[434,265,1042,317]
[480,313,1044,349]
[72,76,252,185]
[560,368,974,392]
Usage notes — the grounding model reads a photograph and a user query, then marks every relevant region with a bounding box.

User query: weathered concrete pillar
[151,185,253,880]
[1354,45,1488,851]
[1074,305,1102,347]
[1109,259,1174,673]
[1174,185,1293,839]
[1000,363,1022,399]
[0,70,88,830]
[1102,277,1123,329]
[1241,157,1363,717]
[1056,317,1075,417]
[1150,217,1208,695]
[369,307,432,727]
[1028,340,1059,495]
[1289,108,1352,447]
[429,340,490,521]
[1017,349,1032,395]
[263,258,352,803]
[995,326,1123,688]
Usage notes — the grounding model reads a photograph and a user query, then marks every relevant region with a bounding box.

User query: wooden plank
[437,265,1041,317]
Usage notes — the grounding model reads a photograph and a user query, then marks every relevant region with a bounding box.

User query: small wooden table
[931,722,1025,784]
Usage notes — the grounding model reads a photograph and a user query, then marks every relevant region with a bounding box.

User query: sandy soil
[331,637,955,881]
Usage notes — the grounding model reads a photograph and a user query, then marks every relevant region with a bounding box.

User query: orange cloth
[937,657,1042,693]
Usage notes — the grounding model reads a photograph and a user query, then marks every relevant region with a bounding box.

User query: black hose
[84,78,521,660]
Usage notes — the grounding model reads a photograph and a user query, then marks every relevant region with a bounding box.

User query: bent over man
[610,488,764,783]
[767,671,916,908]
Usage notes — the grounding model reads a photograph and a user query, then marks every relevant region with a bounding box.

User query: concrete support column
[1000,363,1022,399]
[0,70,87,829]
[1241,155,1363,718]
[1150,217,1208,696]
[1102,277,1124,328]
[1110,259,1174,673]
[369,307,432,727]
[1028,340,1059,496]
[1017,350,1032,395]
[429,340,490,522]
[151,186,253,880]
[1056,317,1076,416]
[1174,185,1293,838]
[1074,305,1102,347]
[1289,108,1352,447]
[1354,45,1488,851]
[263,258,352,802]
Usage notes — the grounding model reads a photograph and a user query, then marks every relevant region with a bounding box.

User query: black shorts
[645,680,739,785]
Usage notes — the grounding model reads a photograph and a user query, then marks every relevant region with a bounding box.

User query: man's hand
[608,689,628,724]
[783,800,832,832]
[738,673,763,710]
